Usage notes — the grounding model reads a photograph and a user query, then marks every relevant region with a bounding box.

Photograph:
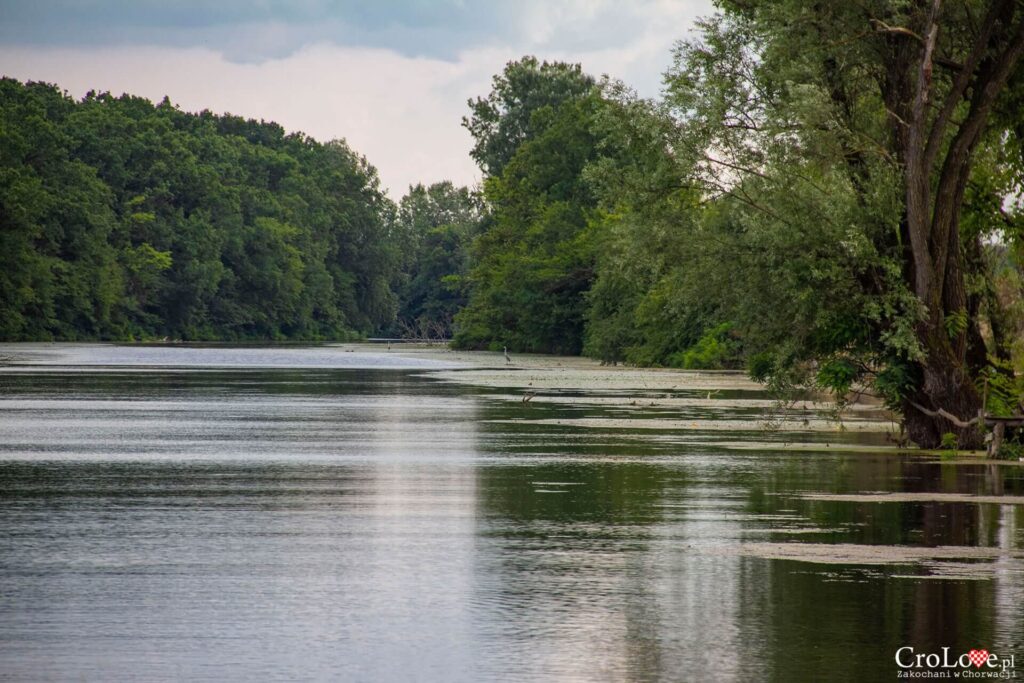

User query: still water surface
[0,344,1021,681]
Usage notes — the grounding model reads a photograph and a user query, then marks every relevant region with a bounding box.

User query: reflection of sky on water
[1,342,464,370]
[994,505,1024,651]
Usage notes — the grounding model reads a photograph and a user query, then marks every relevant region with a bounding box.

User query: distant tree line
[0,78,474,341]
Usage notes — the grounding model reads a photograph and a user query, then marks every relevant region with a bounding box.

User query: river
[0,343,1021,681]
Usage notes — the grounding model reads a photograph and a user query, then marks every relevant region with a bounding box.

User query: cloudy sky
[0,1,714,196]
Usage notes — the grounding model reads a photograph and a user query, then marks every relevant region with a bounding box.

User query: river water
[0,344,1021,681]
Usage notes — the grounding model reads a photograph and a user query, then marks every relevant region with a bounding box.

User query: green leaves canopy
[0,78,397,341]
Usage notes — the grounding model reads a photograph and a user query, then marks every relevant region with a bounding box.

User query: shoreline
[3,341,1014,463]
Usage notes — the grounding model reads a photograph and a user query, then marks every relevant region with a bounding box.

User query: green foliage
[654,2,1024,448]
[943,309,968,340]
[455,59,754,367]
[939,432,959,459]
[462,4,1024,425]
[392,182,481,339]
[0,78,397,341]
[995,438,1024,461]
[816,358,860,397]
[581,83,727,367]
[463,56,596,178]
[8,9,1024,432]
[874,361,918,411]
[978,361,1024,417]
[748,353,775,383]
[454,85,605,354]
[672,323,740,369]
[939,432,959,450]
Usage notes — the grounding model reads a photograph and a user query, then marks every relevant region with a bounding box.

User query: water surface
[1,344,1021,681]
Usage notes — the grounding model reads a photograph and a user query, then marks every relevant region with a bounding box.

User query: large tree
[666,1,1024,447]
[454,58,604,353]
[464,56,596,179]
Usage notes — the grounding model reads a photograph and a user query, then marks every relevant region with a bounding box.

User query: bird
[504,346,512,364]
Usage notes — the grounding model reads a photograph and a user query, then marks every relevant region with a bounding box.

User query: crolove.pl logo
[896,647,1018,679]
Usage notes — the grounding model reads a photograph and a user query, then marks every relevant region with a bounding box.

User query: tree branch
[871,19,924,42]
[903,0,942,299]
[935,56,965,72]
[931,8,1024,300]
[908,399,980,427]
[913,1,941,127]
[703,153,770,180]
[924,0,1010,173]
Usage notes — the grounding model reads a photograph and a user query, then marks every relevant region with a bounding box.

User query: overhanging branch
[908,400,980,427]
[871,19,923,42]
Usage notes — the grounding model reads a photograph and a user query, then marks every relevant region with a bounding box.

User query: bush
[995,438,1024,461]
[668,323,740,370]
[939,432,959,458]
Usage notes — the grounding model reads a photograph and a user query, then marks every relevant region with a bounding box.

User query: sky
[0,1,714,197]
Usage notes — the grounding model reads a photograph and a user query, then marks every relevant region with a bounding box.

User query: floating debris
[702,542,1022,567]
[801,492,1024,505]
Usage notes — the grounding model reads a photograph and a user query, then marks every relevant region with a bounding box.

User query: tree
[583,82,735,367]
[665,1,1024,447]
[464,56,596,178]
[454,92,605,354]
[455,58,605,353]
[394,182,481,338]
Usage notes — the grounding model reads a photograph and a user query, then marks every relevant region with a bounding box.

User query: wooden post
[980,377,988,432]
[990,422,1005,459]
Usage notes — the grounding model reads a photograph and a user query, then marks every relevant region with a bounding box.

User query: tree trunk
[900,198,984,449]
[886,0,1024,449]
[902,342,983,449]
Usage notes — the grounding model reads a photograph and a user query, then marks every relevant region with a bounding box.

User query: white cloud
[1,43,485,196]
[0,1,712,198]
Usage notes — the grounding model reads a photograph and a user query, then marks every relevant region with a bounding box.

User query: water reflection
[472,462,673,681]
[0,346,1022,681]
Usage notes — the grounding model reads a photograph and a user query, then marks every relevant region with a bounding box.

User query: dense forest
[0,76,480,343]
[0,78,399,340]
[4,0,1024,447]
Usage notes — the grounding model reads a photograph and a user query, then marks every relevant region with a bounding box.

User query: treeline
[0,77,474,341]
[449,54,1023,383]
[447,57,758,368]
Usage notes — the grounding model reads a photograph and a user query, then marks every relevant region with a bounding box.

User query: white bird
[504,346,511,364]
